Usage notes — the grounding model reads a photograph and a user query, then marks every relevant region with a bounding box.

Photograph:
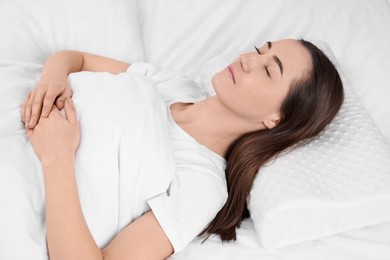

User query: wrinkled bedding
[1,0,390,259]
[0,61,176,258]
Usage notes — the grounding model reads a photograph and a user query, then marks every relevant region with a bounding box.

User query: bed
[1,0,390,259]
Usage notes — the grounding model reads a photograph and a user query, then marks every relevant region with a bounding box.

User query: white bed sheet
[0,0,389,259]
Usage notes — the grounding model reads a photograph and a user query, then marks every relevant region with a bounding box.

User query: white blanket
[0,61,176,258]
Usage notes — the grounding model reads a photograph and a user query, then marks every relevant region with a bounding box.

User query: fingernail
[29,120,33,127]
[67,99,73,104]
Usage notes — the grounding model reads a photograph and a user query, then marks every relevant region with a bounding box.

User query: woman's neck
[170,97,255,158]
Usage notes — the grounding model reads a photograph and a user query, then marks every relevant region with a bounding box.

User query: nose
[239,52,265,72]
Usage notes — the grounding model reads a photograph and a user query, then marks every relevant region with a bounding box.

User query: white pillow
[0,0,143,63]
[199,42,390,249]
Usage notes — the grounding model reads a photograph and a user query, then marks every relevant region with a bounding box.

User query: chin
[210,74,220,94]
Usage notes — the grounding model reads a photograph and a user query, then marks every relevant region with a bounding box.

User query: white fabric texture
[0,62,177,257]
[172,218,390,260]
[197,44,390,248]
[127,63,228,254]
[1,0,390,259]
[0,0,143,64]
[0,61,228,257]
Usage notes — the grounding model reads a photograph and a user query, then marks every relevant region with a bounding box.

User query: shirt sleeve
[126,62,204,104]
[146,152,228,254]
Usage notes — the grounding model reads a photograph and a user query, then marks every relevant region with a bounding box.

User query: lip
[227,65,236,83]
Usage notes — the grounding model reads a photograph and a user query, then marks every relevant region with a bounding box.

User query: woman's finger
[24,89,37,128]
[28,89,47,128]
[21,92,31,123]
[41,91,57,117]
[64,99,77,124]
[55,86,72,110]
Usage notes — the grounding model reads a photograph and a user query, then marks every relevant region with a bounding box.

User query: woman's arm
[28,99,173,260]
[22,50,130,129]
[41,50,130,76]
[42,155,173,260]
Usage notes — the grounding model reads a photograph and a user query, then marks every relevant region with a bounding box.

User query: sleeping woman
[21,39,343,259]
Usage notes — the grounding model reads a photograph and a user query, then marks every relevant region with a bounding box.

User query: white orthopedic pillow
[0,0,143,63]
[199,42,390,249]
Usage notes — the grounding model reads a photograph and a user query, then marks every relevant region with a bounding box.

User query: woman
[21,39,343,259]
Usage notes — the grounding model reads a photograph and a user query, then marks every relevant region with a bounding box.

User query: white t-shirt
[126,63,228,254]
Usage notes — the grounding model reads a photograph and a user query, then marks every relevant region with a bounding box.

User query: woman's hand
[22,76,73,129]
[27,99,80,164]
[21,49,130,130]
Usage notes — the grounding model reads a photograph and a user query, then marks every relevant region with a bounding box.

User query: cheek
[260,89,287,116]
[212,71,286,119]
[243,83,286,119]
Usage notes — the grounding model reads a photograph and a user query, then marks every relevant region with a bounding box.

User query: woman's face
[211,39,312,129]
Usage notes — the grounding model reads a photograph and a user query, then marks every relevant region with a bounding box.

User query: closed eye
[254,45,261,55]
[254,45,271,77]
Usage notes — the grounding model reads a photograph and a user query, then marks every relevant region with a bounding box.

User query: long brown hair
[200,39,344,241]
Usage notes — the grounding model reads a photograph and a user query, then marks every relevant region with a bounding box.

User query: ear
[262,114,281,129]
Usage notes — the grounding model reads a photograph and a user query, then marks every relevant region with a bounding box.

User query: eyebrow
[267,41,284,76]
